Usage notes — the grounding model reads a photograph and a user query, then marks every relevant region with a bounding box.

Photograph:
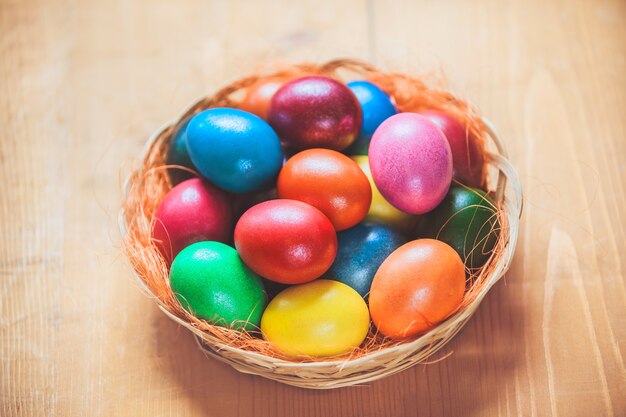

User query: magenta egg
[267,76,362,151]
[151,178,233,262]
[369,113,453,214]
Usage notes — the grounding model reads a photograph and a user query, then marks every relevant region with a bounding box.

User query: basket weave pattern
[120,60,523,389]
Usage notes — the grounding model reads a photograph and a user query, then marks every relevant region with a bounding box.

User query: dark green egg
[166,118,197,185]
[418,186,500,269]
[169,241,266,331]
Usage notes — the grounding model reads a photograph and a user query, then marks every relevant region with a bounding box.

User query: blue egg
[325,221,408,298]
[166,118,198,185]
[186,108,284,193]
[344,81,397,155]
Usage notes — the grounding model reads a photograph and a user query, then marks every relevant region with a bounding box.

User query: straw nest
[120,59,523,389]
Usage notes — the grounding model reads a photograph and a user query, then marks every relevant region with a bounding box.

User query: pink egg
[369,113,452,214]
[151,178,233,263]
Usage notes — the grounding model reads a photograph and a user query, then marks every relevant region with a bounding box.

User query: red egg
[234,199,337,284]
[240,76,291,120]
[151,178,233,262]
[268,76,362,151]
[422,110,485,187]
[277,149,372,231]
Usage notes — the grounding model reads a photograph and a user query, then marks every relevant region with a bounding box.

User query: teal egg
[325,221,407,298]
[166,118,197,185]
[169,241,266,331]
[417,185,500,269]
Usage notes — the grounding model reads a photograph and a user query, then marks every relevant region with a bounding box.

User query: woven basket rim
[119,61,523,389]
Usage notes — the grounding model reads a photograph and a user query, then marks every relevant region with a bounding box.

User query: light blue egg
[186,108,284,193]
[345,81,397,155]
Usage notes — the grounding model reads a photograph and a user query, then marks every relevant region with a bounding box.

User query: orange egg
[369,239,466,339]
[277,149,372,231]
[240,76,291,120]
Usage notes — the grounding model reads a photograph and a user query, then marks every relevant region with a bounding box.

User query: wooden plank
[0,0,625,416]
[372,0,626,415]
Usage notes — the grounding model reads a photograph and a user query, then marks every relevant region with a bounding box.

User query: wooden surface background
[2,0,625,416]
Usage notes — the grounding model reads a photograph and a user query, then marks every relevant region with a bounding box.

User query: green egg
[169,241,266,331]
[418,185,500,269]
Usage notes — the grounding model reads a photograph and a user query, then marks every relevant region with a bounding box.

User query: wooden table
[2,0,625,416]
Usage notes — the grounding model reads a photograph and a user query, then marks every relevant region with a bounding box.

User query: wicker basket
[120,60,523,389]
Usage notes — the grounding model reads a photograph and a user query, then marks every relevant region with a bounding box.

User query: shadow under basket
[120,59,523,389]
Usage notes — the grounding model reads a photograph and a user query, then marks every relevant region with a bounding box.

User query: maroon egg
[268,76,362,151]
[422,111,485,187]
[232,187,278,221]
[151,178,233,262]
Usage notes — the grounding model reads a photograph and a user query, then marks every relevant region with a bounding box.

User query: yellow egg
[261,280,370,357]
[352,155,416,230]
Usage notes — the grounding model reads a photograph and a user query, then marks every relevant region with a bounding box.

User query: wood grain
[1,0,625,416]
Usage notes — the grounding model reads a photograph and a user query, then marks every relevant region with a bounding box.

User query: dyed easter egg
[369,113,453,214]
[261,280,370,357]
[351,155,415,230]
[277,149,372,231]
[170,241,266,331]
[268,76,362,151]
[240,76,291,120]
[262,278,290,300]
[166,118,197,185]
[186,108,283,193]
[344,80,397,155]
[422,110,485,187]
[151,178,232,262]
[418,185,499,269]
[281,143,300,162]
[325,222,407,298]
[369,239,466,339]
[234,199,337,284]
[232,187,278,221]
